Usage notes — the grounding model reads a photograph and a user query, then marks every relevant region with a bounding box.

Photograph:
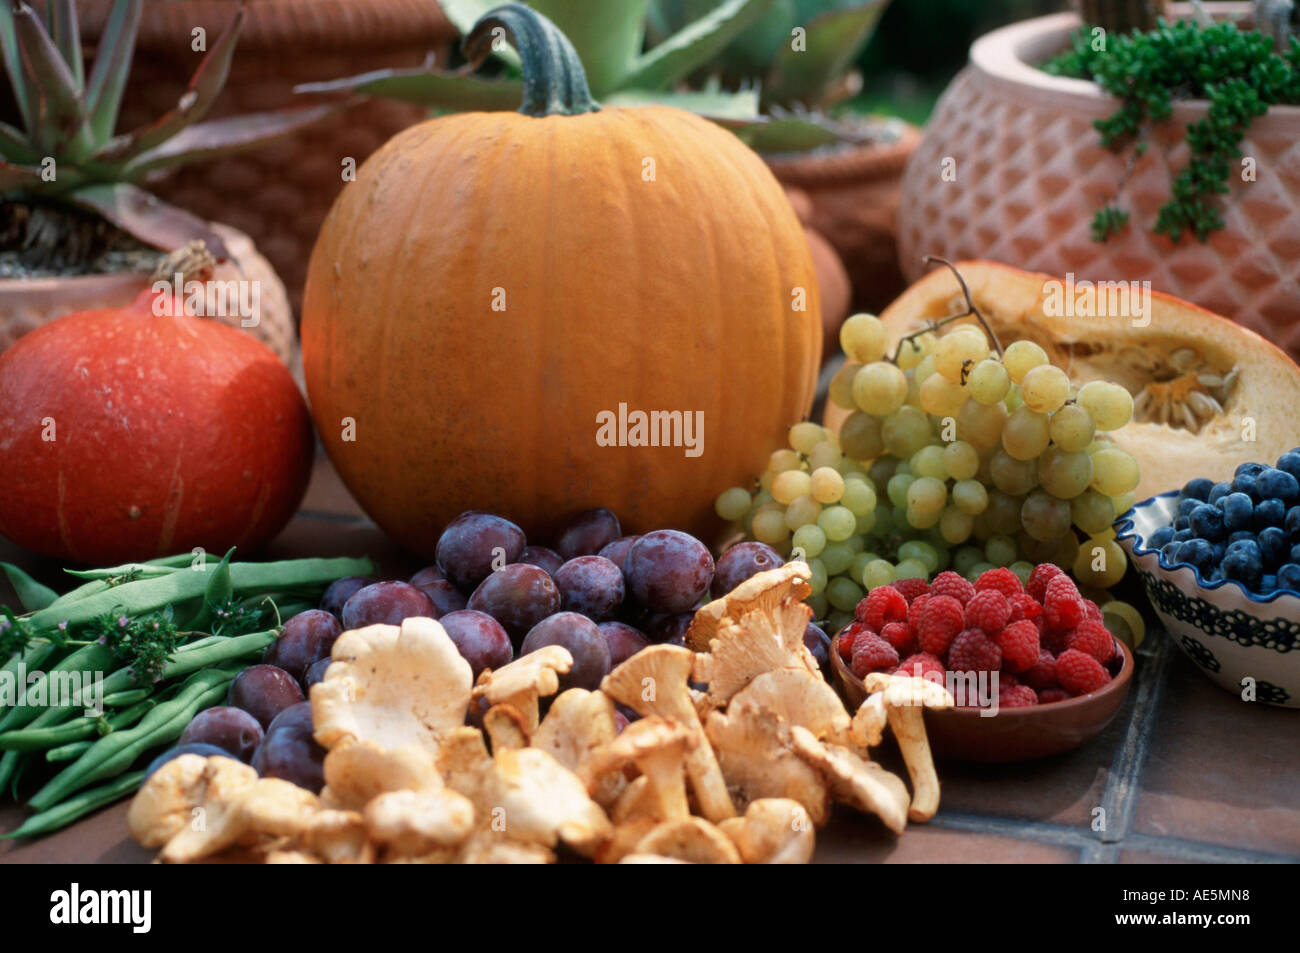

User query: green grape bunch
[715,293,1140,633]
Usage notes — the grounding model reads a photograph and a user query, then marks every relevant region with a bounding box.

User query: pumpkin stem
[463,3,600,118]
[150,241,217,286]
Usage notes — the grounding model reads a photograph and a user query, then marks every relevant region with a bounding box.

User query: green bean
[1,643,58,712]
[0,643,116,733]
[44,553,202,611]
[0,692,159,751]
[0,750,18,794]
[100,688,151,707]
[3,769,148,839]
[62,565,183,581]
[1,562,58,612]
[25,556,373,633]
[46,740,92,762]
[28,665,240,811]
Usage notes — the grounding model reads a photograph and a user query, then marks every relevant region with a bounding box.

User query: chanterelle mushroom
[128,753,212,848]
[312,617,472,756]
[471,645,572,733]
[719,798,816,864]
[633,817,741,864]
[153,756,260,863]
[692,566,822,706]
[728,669,850,743]
[704,705,830,826]
[583,717,695,821]
[601,645,735,822]
[687,562,813,652]
[788,725,910,835]
[320,740,442,811]
[490,747,612,857]
[482,703,531,753]
[364,788,476,856]
[531,688,624,806]
[863,672,953,822]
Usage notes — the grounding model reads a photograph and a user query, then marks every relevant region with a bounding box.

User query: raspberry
[851,626,882,655]
[1037,687,1071,704]
[907,594,931,631]
[916,595,965,656]
[964,589,1011,636]
[879,621,916,656]
[893,577,931,603]
[1026,562,1065,602]
[1056,648,1111,695]
[838,621,872,661]
[1067,617,1116,664]
[1020,649,1058,690]
[998,672,1019,687]
[998,684,1039,708]
[1043,574,1085,630]
[947,628,1002,673]
[975,567,1023,599]
[1008,592,1043,624]
[894,652,946,682]
[1041,627,1070,656]
[995,620,1040,673]
[1085,600,1104,623]
[858,586,908,631]
[930,570,976,605]
[850,634,899,678]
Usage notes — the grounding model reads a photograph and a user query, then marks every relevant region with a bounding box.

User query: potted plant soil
[76,0,460,313]
[0,1,330,363]
[895,1,1300,361]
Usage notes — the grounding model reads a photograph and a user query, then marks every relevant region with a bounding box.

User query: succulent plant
[0,0,336,266]
[298,0,773,122]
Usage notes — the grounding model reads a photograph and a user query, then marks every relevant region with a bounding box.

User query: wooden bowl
[829,632,1135,762]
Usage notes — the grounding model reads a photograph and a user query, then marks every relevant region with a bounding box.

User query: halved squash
[862,261,1300,502]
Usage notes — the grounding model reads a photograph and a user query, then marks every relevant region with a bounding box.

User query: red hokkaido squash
[0,286,313,564]
[300,4,821,555]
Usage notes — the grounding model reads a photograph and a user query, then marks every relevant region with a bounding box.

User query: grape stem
[892,257,1005,362]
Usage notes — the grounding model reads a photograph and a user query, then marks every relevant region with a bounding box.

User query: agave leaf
[0,159,45,192]
[763,2,887,109]
[440,0,521,68]
[48,0,83,91]
[603,84,761,122]
[12,1,92,158]
[295,66,524,111]
[63,182,231,259]
[0,120,38,164]
[736,114,842,153]
[528,0,648,96]
[623,0,775,91]
[121,104,340,180]
[0,4,33,131]
[92,7,244,165]
[85,0,141,143]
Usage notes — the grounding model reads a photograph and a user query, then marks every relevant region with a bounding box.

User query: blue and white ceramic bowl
[1115,492,1300,708]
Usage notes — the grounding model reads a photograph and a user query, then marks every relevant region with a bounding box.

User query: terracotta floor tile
[814,809,1079,863]
[1132,649,1300,858]
[299,449,368,518]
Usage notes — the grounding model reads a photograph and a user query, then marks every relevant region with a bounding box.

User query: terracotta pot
[897,4,1300,361]
[0,221,295,366]
[787,188,852,361]
[766,122,922,314]
[78,0,459,314]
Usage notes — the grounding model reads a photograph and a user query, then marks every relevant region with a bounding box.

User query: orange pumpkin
[301,4,820,555]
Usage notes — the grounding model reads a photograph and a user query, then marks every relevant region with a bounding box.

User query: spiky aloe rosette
[0,0,335,268]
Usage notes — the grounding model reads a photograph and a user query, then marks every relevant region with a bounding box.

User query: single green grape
[984,534,1018,567]
[965,561,997,582]
[898,540,941,573]
[1038,446,1094,499]
[934,327,989,384]
[818,505,857,542]
[808,440,843,472]
[751,507,791,546]
[854,510,877,535]
[827,576,865,613]
[839,411,885,461]
[840,312,889,364]
[769,448,802,473]
[968,358,1011,405]
[868,456,898,488]
[810,466,845,504]
[784,494,822,530]
[862,558,896,590]
[1009,560,1035,586]
[943,441,980,481]
[771,469,812,505]
[829,362,862,409]
[911,444,949,480]
[894,558,929,580]
[1020,490,1073,543]
[820,541,856,575]
[887,473,915,510]
[715,487,751,521]
[1078,380,1134,431]
[1049,403,1096,452]
[853,361,910,416]
[940,505,975,544]
[1001,406,1051,461]
[953,545,985,577]
[906,476,948,516]
[808,558,828,596]
[989,449,1038,495]
[958,398,1008,451]
[791,523,827,560]
[919,372,968,418]
[789,422,827,455]
[850,552,875,586]
[1002,340,1048,383]
[1091,447,1140,496]
[895,332,934,370]
[840,478,877,516]
[1020,364,1071,414]
[951,478,990,515]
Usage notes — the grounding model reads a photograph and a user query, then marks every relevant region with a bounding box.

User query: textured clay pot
[0,222,295,366]
[897,4,1300,361]
[79,0,459,313]
[767,122,922,314]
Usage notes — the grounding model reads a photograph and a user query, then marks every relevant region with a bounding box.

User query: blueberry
[1189,503,1225,541]
[1276,451,1300,481]
[1173,527,1193,541]
[1286,506,1300,539]
[1227,538,1261,559]
[1261,574,1278,593]
[1213,541,1228,562]
[1222,551,1263,588]
[1174,516,1190,532]
[1222,493,1254,533]
[1260,527,1289,567]
[1253,498,1287,529]
[1181,477,1214,502]
[1179,538,1216,572]
[1176,497,1200,518]
[1257,468,1299,503]
[1236,461,1266,477]
[1208,481,1232,504]
[1228,530,1256,545]
[1278,563,1300,591]
[1231,472,1259,500]
[1147,525,1176,550]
